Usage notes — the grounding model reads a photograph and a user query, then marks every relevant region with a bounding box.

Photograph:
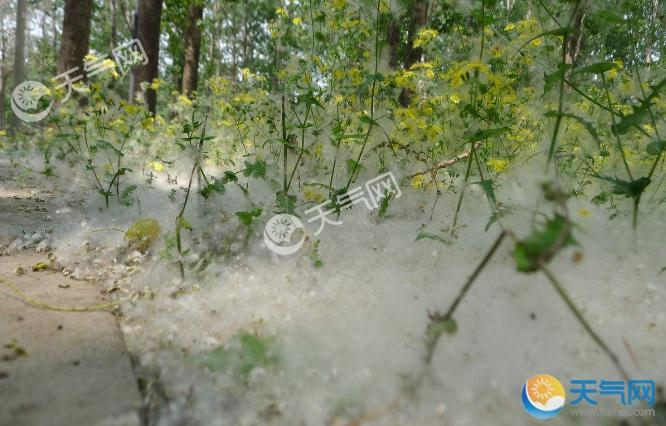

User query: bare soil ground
[0,162,142,426]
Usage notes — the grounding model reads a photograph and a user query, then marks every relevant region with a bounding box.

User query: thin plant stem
[601,73,633,180]
[346,0,381,189]
[176,113,209,280]
[540,265,629,380]
[452,145,474,228]
[424,231,507,364]
[281,95,288,193]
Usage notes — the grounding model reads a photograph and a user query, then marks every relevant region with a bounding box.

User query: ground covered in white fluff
[9,155,665,426]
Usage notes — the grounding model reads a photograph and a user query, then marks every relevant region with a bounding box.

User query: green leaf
[485,204,513,232]
[360,115,374,125]
[466,127,510,143]
[415,231,452,245]
[178,216,193,231]
[475,179,496,204]
[594,10,623,24]
[611,177,651,199]
[121,184,137,205]
[513,214,575,273]
[544,110,600,146]
[297,91,324,109]
[575,62,615,75]
[235,208,262,226]
[444,318,458,335]
[425,316,458,352]
[275,192,297,215]
[593,175,651,200]
[198,332,279,382]
[591,192,609,205]
[646,140,665,156]
[612,78,666,135]
[377,191,395,218]
[243,160,267,178]
[95,140,123,155]
[200,179,226,199]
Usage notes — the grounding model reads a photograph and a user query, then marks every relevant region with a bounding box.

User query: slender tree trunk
[646,0,658,65]
[12,0,27,86]
[388,21,400,69]
[58,0,92,74]
[181,1,204,97]
[10,0,28,128]
[231,9,238,79]
[1,34,8,129]
[111,0,118,49]
[209,1,218,77]
[129,0,139,103]
[399,0,429,106]
[564,4,585,71]
[242,11,249,68]
[51,0,58,55]
[135,0,163,114]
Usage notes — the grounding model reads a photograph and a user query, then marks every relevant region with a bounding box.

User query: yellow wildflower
[577,208,591,218]
[150,161,165,173]
[304,188,326,203]
[487,158,509,173]
[177,95,193,106]
[411,175,425,189]
[413,29,438,48]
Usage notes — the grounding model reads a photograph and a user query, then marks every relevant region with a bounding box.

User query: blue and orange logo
[521,374,566,419]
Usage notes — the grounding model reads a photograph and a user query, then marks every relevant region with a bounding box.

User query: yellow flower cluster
[487,158,509,173]
[413,29,438,48]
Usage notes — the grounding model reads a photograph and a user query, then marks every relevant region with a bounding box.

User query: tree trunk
[181,1,204,97]
[135,0,163,114]
[111,0,118,49]
[10,0,27,128]
[51,0,58,55]
[12,0,27,86]
[399,0,428,106]
[646,0,658,65]
[231,10,238,79]
[564,4,585,71]
[1,33,8,129]
[58,0,92,74]
[388,21,401,69]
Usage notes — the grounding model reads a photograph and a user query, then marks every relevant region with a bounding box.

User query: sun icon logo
[521,374,566,420]
[531,377,555,401]
[11,80,53,122]
[263,214,305,256]
[269,215,295,240]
